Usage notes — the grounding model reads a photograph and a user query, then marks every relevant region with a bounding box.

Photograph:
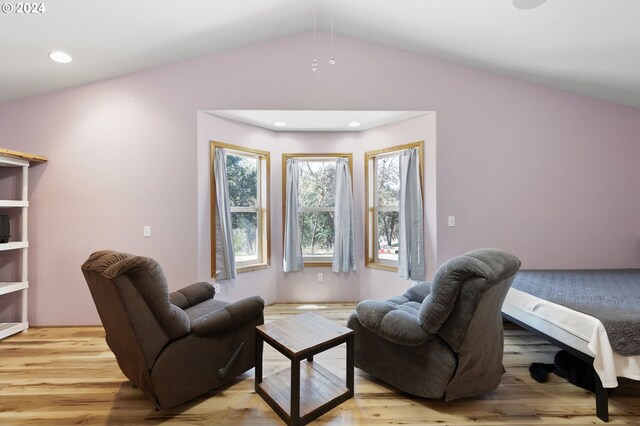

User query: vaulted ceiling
[2,0,640,108]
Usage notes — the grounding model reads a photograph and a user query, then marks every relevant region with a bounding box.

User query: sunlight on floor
[296,304,328,310]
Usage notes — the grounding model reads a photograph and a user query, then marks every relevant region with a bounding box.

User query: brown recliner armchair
[81,250,264,410]
[347,248,521,400]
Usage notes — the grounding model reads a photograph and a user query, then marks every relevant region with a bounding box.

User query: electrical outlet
[213,283,221,293]
[317,273,324,282]
[447,216,455,227]
[143,225,151,237]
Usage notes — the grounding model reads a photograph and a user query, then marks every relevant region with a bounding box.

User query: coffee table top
[256,312,353,358]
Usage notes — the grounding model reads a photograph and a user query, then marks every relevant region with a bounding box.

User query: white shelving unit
[0,149,47,340]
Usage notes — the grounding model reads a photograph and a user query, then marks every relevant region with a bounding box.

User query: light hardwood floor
[1,303,639,425]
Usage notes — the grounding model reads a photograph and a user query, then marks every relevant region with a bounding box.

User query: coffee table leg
[346,335,354,395]
[291,358,301,425]
[255,333,263,388]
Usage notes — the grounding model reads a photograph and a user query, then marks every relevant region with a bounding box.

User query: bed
[501,269,640,422]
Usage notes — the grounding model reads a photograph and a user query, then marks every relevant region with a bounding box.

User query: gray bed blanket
[512,269,640,356]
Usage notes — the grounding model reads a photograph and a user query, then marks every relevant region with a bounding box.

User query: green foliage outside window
[211,141,270,276]
[226,153,258,260]
[227,154,257,207]
[298,160,336,256]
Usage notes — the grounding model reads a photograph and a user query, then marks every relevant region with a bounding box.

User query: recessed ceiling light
[512,0,546,10]
[49,51,72,64]
[274,121,287,127]
[348,121,361,127]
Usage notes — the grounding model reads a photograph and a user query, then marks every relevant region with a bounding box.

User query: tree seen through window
[298,160,336,258]
[365,141,423,270]
[226,152,259,262]
[376,154,400,261]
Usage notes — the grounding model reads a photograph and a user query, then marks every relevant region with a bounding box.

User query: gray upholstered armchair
[347,248,521,400]
[81,250,264,410]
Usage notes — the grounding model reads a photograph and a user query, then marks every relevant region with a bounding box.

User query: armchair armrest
[190,296,264,336]
[170,282,215,309]
[403,281,431,303]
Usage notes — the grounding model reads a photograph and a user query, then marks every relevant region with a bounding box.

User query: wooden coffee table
[255,312,354,426]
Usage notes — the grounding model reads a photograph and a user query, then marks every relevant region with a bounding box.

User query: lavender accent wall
[0,31,639,325]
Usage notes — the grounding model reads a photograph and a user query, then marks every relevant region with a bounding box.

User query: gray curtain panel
[214,147,236,280]
[283,158,304,272]
[397,147,426,280]
[332,157,356,272]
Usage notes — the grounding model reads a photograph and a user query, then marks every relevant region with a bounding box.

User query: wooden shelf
[0,281,28,296]
[0,200,28,207]
[0,322,28,339]
[0,241,28,251]
[257,360,350,421]
[0,149,48,165]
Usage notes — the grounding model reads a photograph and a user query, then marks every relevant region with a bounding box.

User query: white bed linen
[503,287,640,388]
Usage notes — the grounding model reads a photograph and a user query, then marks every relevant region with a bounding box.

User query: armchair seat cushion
[355,298,433,346]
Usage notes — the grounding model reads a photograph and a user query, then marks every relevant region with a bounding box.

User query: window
[283,153,352,265]
[365,141,423,271]
[211,141,270,276]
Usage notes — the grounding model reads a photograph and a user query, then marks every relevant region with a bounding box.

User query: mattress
[509,269,640,356]
[503,287,640,388]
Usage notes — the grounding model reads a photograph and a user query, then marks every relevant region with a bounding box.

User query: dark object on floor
[81,250,265,410]
[347,248,521,400]
[529,350,596,392]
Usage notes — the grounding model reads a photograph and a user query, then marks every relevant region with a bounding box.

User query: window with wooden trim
[365,141,424,271]
[283,153,353,266]
[211,141,270,275]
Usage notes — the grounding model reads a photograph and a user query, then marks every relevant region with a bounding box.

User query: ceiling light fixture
[49,51,72,63]
[512,0,547,10]
[274,121,287,127]
[348,121,361,127]
[329,10,335,66]
[310,6,336,71]
[312,5,318,72]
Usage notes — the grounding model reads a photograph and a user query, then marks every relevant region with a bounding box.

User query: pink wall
[1,31,639,325]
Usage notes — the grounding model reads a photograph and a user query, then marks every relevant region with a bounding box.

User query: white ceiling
[2,0,640,109]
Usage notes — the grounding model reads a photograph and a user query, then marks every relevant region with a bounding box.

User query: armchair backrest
[420,249,520,400]
[81,250,191,399]
[418,248,521,352]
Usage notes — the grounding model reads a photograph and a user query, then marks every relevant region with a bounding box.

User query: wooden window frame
[364,141,424,272]
[210,141,270,277]
[282,153,353,267]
